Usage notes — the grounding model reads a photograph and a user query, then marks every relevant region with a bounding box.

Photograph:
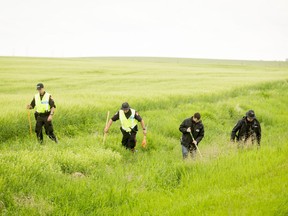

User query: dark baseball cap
[36,83,44,90]
[246,110,255,119]
[121,102,130,110]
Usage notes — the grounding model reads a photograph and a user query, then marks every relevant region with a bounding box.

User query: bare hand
[104,127,109,134]
[187,127,191,133]
[192,140,197,145]
[27,104,32,109]
[47,115,53,122]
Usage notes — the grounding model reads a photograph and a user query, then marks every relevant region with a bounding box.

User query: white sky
[0,0,287,60]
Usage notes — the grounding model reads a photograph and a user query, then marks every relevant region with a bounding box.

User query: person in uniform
[179,112,204,159]
[27,83,58,144]
[104,102,147,152]
[231,110,261,147]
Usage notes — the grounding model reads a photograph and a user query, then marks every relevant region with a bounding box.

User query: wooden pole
[102,111,110,145]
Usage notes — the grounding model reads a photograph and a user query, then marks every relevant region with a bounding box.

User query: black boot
[48,133,58,143]
[37,131,43,144]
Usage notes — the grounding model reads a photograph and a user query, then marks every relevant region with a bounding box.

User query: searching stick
[141,124,148,148]
[189,131,203,158]
[102,111,110,145]
[27,110,32,137]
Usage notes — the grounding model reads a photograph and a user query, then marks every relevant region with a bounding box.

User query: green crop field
[0,57,288,215]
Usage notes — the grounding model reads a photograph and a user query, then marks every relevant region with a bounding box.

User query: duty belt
[36,112,50,116]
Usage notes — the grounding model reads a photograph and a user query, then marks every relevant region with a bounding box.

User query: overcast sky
[0,0,287,60]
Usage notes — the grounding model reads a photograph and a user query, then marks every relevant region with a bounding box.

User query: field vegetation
[0,57,287,215]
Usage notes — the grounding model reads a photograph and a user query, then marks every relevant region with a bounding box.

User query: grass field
[0,57,288,215]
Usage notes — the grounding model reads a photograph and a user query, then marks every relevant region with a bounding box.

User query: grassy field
[0,57,288,215]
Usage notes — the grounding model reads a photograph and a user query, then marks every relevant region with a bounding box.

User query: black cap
[36,83,44,90]
[121,102,130,110]
[246,110,255,119]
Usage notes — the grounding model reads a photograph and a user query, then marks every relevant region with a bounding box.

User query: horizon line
[1,55,288,62]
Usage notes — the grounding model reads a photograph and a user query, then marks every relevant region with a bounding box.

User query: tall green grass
[0,57,288,215]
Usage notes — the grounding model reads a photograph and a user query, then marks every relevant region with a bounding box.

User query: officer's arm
[47,107,55,121]
[179,120,188,133]
[105,119,113,132]
[27,97,35,109]
[134,112,146,132]
[140,119,145,129]
[140,119,147,135]
[195,126,204,144]
[231,120,242,141]
[104,112,119,133]
[111,112,119,122]
[49,96,56,108]
[135,112,142,122]
[50,107,55,115]
[256,122,261,145]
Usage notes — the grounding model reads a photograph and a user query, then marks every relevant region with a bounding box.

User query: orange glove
[141,136,147,148]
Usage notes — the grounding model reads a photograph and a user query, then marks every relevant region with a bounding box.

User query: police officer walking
[179,113,205,159]
[104,102,147,152]
[231,110,261,147]
[27,83,58,144]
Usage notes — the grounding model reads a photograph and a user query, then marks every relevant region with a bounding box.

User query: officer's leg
[127,132,137,150]
[182,145,189,159]
[35,116,44,143]
[237,141,243,149]
[251,133,256,145]
[237,136,245,149]
[120,128,130,148]
[44,118,58,143]
[189,148,197,159]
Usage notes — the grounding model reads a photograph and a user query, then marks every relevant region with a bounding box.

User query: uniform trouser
[182,145,196,159]
[120,128,137,149]
[35,114,57,143]
[237,134,259,148]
